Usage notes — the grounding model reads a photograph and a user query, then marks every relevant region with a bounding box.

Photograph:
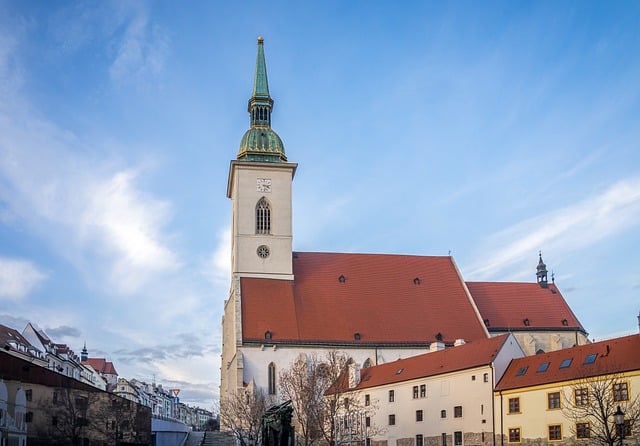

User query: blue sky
[0,1,639,408]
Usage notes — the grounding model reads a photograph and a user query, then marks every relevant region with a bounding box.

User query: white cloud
[0,257,47,300]
[466,176,640,280]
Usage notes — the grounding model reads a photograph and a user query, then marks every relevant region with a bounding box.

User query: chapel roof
[466,281,586,333]
[354,334,512,390]
[495,333,640,391]
[240,252,490,345]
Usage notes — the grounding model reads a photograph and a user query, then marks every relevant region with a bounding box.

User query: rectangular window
[416,435,424,446]
[25,390,32,401]
[413,386,419,399]
[442,433,447,446]
[537,362,550,373]
[576,423,590,439]
[548,424,562,441]
[583,353,597,364]
[483,373,489,383]
[454,406,463,418]
[613,382,629,402]
[559,358,573,369]
[548,392,561,409]
[389,414,396,425]
[420,384,426,397]
[416,410,423,422]
[389,390,395,402]
[508,398,520,413]
[516,366,528,376]
[52,416,58,426]
[52,390,59,404]
[508,428,521,443]
[365,417,370,427]
[365,394,370,406]
[454,431,463,446]
[441,409,447,418]
[575,388,589,406]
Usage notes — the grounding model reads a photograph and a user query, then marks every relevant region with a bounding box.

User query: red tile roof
[82,357,118,376]
[241,252,489,345]
[466,282,585,332]
[354,334,511,390]
[495,333,640,391]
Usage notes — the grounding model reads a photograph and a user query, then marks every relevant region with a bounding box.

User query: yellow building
[494,334,639,446]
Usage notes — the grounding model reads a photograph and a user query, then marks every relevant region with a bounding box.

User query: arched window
[256,198,271,234]
[268,362,276,395]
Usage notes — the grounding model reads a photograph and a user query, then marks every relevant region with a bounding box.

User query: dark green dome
[238,127,287,163]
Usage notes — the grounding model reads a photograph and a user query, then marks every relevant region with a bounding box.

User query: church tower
[226,37,297,280]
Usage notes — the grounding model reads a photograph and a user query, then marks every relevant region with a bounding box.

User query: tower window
[268,362,276,395]
[256,198,271,234]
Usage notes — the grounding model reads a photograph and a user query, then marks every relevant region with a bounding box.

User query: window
[441,409,447,418]
[576,422,590,439]
[268,362,276,395]
[414,409,423,422]
[472,375,476,381]
[413,386,419,399]
[508,428,521,443]
[559,358,573,369]
[584,353,597,364]
[255,198,271,234]
[420,384,426,397]
[75,397,88,410]
[416,435,424,446]
[574,388,589,406]
[537,362,550,373]
[454,431,463,446]
[389,414,396,425]
[442,433,447,446]
[613,382,629,402]
[365,394,370,406]
[548,424,562,441]
[25,412,33,423]
[508,398,520,413]
[483,373,489,383]
[516,366,528,377]
[365,417,370,427]
[52,416,58,426]
[548,392,561,409]
[25,390,32,401]
[389,390,395,402]
[454,406,463,418]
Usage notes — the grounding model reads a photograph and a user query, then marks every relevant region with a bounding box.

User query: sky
[0,1,639,409]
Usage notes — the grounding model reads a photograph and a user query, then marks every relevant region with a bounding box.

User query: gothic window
[268,362,276,395]
[256,198,271,234]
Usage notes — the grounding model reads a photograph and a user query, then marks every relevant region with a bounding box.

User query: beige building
[494,334,639,446]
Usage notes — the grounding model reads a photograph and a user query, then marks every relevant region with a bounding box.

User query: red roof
[354,334,511,390]
[466,282,585,332]
[495,333,640,391]
[82,357,118,376]
[241,252,489,345]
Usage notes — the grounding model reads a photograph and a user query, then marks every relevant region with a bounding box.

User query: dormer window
[523,318,530,326]
[264,331,272,340]
[354,332,361,341]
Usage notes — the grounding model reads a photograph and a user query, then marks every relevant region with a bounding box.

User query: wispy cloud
[45,325,82,339]
[466,176,640,280]
[0,257,46,300]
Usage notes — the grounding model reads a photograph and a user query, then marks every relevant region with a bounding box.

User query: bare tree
[220,386,272,446]
[279,351,382,446]
[562,371,640,446]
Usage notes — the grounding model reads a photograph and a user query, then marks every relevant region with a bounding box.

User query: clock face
[257,245,270,259]
[256,178,272,192]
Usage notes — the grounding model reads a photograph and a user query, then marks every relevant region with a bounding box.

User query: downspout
[499,390,504,446]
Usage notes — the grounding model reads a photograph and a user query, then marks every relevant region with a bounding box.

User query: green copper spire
[237,37,287,163]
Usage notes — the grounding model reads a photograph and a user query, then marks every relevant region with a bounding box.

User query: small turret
[81,342,88,362]
[536,251,548,288]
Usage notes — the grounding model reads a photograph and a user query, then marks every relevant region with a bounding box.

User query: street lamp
[614,405,625,446]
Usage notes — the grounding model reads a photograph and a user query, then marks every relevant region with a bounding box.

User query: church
[219,38,589,403]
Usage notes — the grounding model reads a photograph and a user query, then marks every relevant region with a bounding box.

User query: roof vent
[354,332,361,341]
[413,277,421,285]
[395,368,404,375]
[483,319,490,327]
[435,332,443,341]
[338,275,346,283]
[561,319,568,326]
[523,318,530,326]
[264,331,272,340]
